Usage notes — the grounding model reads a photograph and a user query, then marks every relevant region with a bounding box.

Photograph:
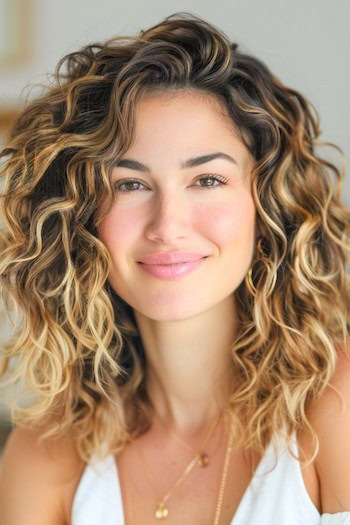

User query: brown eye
[194,175,229,188]
[114,179,147,192]
[113,174,229,192]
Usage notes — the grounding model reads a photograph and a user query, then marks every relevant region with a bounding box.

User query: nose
[144,192,191,244]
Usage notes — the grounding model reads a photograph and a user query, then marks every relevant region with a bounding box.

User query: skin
[97,89,258,435]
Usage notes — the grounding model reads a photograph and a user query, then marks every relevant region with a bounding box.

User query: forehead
[128,89,241,147]
[137,88,231,120]
[140,88,225,109]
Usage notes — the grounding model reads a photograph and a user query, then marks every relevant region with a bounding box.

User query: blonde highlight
[0,12,349,465]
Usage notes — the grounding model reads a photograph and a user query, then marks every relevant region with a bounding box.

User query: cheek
[98,207,138,248]
[194,193,256,245]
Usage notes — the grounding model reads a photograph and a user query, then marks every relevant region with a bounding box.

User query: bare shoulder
[0,426,85,525]
[306,338,350,514]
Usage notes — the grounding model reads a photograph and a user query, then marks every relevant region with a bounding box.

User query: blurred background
[0,0,349,457]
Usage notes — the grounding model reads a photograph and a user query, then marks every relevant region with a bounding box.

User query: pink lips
[138,252,205,265]
[137,252,207,280]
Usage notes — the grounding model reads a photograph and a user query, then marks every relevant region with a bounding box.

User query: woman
[0,11,349,525]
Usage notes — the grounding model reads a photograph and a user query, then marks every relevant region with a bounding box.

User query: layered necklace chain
[127,409,234,524]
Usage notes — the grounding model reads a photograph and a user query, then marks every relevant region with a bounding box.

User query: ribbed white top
[71,435,350,525]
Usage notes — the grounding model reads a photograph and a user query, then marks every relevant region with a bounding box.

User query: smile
[138,258,206,280]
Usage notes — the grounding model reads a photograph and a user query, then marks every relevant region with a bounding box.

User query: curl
[0,11,349,465]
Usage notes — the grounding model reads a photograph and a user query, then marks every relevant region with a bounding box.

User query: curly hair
[0,12,349,465]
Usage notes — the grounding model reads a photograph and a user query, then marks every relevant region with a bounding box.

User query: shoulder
[307,338,350,514]
[0,426,86,525]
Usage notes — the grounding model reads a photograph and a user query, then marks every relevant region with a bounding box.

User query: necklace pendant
[155,501,169,519]
[198,452,209,467]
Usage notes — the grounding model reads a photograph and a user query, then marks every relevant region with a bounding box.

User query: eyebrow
[114,152,239,172]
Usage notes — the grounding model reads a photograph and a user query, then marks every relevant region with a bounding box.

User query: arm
[309,340,350,514]
[0,427,84,525]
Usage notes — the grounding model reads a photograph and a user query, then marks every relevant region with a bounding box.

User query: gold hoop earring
[245,237,271,298]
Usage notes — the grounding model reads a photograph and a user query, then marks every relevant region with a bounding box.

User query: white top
[71,434,350,525]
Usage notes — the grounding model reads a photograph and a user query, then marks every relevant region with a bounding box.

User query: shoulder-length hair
[1,12,349,464]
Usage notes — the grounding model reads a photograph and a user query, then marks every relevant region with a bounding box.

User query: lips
[138,257,206,280]
[138,252,206,265]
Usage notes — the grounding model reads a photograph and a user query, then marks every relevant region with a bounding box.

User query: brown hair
[0,12,349,464]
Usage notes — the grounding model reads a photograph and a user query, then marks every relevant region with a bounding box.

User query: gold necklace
[153,407,222,467]
[154,423,234,524]
[213,424,234,525]
[124,419,234,524]
[137,413,222,519]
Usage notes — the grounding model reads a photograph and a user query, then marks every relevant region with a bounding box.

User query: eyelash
[113,174,229,192]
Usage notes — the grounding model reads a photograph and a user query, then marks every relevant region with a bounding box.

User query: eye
[193,174,229,188]
[113,174,229,192]
[114,180,146,192]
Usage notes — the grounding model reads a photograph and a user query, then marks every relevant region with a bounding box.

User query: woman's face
[98,90,257,321]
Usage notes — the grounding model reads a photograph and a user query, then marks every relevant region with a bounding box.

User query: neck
[133,294,238,436]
